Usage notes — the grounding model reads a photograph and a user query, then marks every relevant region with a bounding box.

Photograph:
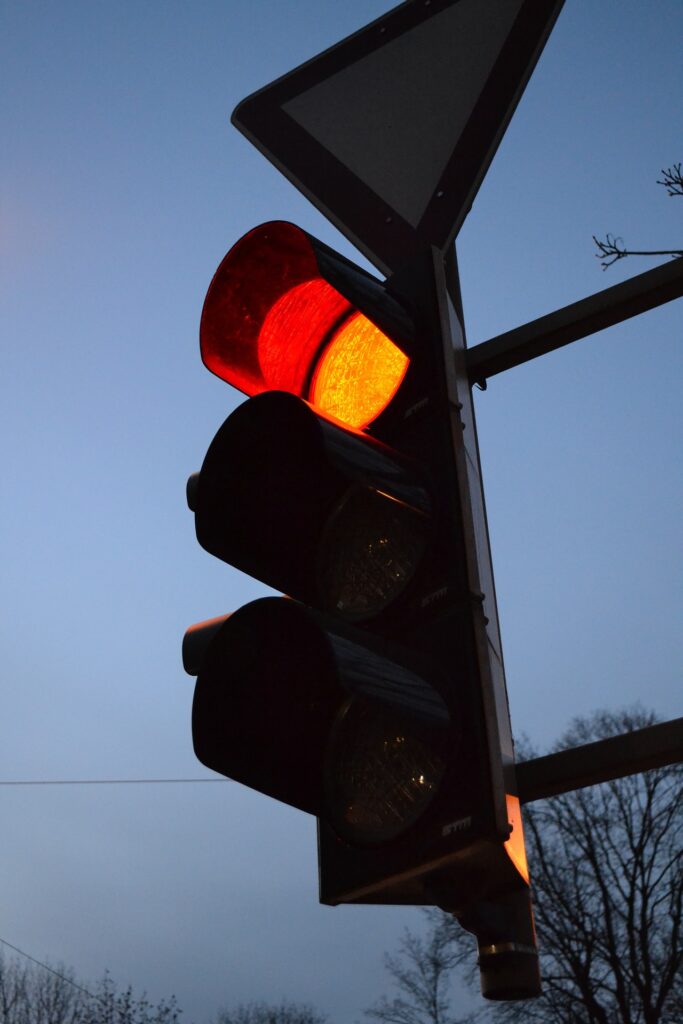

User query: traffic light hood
[191,391,431,620]
[199,221,414,430]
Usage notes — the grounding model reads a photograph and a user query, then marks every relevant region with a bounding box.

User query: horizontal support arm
[516,717,683,804]
[467,257,683,384]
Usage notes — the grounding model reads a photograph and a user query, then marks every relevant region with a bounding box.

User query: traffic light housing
[199,221,413,431]
[185,221,538,999]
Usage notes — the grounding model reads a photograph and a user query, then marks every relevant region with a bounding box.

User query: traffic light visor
[200,222,409,429]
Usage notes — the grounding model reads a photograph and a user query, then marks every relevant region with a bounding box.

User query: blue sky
[1,1,681,1022]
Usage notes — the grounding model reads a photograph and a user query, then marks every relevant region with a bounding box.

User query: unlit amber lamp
[504,793,530,884]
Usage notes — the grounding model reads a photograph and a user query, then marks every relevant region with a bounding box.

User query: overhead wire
[0,778,229,1000]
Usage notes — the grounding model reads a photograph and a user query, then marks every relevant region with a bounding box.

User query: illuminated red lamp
[200,222,410,430]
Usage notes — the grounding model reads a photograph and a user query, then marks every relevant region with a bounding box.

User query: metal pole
[467,258,683,385]
[517,717,683,804]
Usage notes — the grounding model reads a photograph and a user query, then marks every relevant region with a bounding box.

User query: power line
[0,777,228,786]
[0,936,102,1004]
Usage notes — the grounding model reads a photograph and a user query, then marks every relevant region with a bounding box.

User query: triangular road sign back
[233,0,564,275]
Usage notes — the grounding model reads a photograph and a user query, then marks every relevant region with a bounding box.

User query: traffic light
[185,220,538,999]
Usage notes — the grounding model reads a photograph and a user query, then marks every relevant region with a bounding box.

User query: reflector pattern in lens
[326,699,445,844]
[318,486,427,620]
[311,312,409,429]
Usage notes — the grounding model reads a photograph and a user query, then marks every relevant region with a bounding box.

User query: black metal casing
[188,236,527,916]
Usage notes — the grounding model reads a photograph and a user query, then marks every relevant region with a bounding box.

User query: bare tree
[0,954,183,1024]
[363,911,477,1024]
[31,966,85,1024]
[0,954,30,1024]
[593,163,682,268]
[77,973,182,1024]
[497,708,682,1024]
[0,952,83,1024]
[215,1001,327,1024]
[366,709,682,1024]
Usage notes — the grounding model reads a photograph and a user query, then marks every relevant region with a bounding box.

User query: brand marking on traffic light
[442,815,473,837]
[420,586,449,608]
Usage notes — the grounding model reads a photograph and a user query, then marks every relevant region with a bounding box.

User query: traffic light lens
[326,699,445,844]
[310,313,409,429]
[318,486,428,619]
[258,279,351,398]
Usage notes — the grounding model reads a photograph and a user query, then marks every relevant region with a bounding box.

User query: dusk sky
[1,1,681,1022]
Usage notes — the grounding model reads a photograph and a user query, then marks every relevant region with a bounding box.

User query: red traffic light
[200,222,411,430]
[188,223,538,996]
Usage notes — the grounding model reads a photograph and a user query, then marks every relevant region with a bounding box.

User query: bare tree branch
[592,234,683,270]
[0,955,185,1024]
[656,163,683,197]
[216,1002,327,1024]
[364,910,479,1024]
[593,162,682,268]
